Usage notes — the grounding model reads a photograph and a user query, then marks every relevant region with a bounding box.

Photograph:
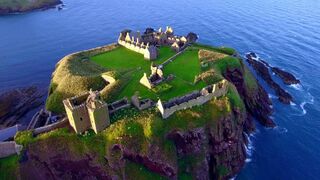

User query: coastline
[0,0,62,15]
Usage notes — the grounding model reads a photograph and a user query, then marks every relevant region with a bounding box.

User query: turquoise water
[0,0,320,179]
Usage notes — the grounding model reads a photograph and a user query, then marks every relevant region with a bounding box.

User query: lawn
[91,46,206,101]
[164,48,202,82]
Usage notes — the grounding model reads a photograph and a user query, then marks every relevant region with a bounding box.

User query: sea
[0,0,319,179]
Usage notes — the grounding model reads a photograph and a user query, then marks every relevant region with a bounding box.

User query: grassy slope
[46,56,107,113]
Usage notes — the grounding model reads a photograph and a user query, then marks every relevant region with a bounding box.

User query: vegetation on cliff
[0,0,62,14]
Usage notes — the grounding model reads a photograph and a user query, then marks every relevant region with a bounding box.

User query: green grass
[91,46,206,101]
[0,155,19,180]
[210,56,242,74]
[226,85,245,111]
[193,43,236,55]
[164,48,201,82]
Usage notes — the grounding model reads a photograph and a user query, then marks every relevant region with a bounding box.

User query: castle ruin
[118,26,198,60]
[63,90,110,134]
[157,80,229,119]
[139,64,165,89]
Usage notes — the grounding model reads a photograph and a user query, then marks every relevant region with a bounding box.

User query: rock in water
[0,86,44,129]
[271,67,300,85]
[246,54,293,104]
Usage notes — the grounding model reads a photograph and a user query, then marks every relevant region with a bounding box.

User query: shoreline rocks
[271,67,300,85]
[0,86,45,129]
[246,53,293,104]
[247,52,300,85]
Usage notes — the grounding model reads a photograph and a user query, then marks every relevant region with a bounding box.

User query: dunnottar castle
[63,27,229,134]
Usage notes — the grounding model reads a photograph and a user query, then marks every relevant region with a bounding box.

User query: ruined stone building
[63,90,110,134]
[157,80,228,119]
[139,64,165,89]
[118,26,198,60]
[118,30,158,60]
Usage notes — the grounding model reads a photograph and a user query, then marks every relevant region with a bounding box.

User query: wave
[300,101,307,115]
[290,84,303,91]
[274,126,288,134]
[290,101,296,106]
[244,132,255,164]
[268,94,276,99]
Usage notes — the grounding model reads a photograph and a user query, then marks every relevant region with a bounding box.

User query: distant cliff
[0,0,62,15]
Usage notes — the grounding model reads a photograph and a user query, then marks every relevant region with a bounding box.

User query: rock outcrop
[250,53,300,85]
[223,61,275,128]
[0,86,45,129]
[271,67,300,85]
[246,53,293,104]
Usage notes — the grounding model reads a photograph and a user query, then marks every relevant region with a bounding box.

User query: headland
[0,27,276,179]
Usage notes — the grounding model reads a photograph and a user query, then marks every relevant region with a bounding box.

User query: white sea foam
[274,126,288,134]
[244,133,255,160]
[300,102,307,115]
[290,84,303,91]
[268,94,276,99]
[290,101,296,106]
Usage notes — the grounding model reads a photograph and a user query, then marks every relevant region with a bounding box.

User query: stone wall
[88,103,110,134]
[101,74,116,84]
[131,95,154,110]
[139,73,153,89]
[0,141,22,158]
[63,92,91,134]
[33,118,69,135]
[157,80,229,119]
[118,40,157,60]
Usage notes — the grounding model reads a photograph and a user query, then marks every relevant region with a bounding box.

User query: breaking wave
[290,84,303,91]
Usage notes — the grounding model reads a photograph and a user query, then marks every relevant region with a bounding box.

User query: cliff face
[168,108,246,179]
[224,61,275,128]
[16,99,248,179]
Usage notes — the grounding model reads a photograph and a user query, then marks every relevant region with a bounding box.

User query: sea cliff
[0,0,62,15]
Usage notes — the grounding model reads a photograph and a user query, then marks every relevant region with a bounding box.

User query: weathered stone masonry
[157,80,229,119]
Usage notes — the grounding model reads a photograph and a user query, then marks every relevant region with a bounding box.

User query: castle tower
[63,90,110,134]
[63,92,91,134]
[86,90,110,134]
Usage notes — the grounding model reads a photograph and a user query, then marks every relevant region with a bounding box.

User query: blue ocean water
[0,0,319,179]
